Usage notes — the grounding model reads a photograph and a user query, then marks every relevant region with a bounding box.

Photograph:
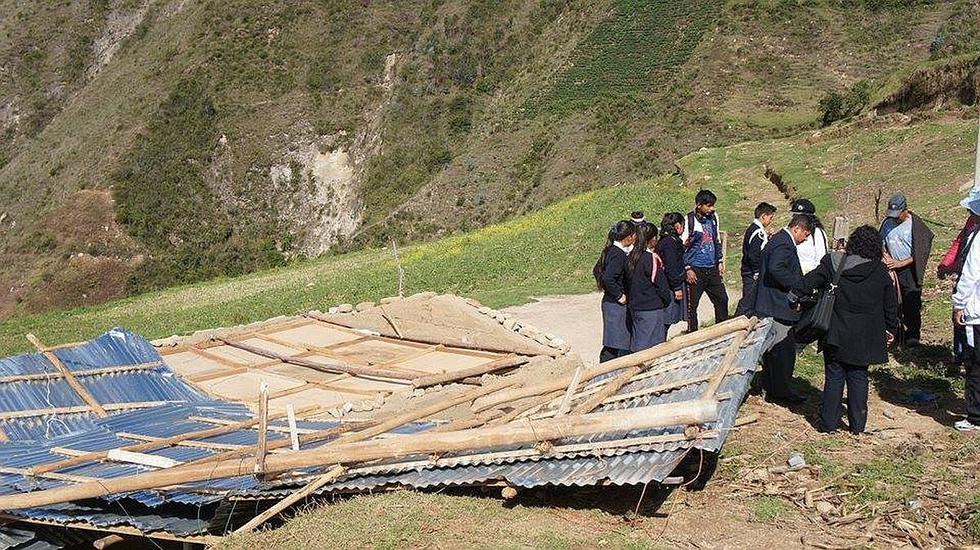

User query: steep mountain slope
[0,0,977,317]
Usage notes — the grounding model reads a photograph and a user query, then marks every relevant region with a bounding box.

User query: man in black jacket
[754,214,814,403]
[736,202,776,316]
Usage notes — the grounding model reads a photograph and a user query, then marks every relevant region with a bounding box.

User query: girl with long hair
[596,220,636,362]
[656,212,687,330]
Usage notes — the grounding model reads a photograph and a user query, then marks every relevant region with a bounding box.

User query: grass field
[0,176,689,356]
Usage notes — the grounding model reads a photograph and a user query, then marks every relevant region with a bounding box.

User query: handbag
[795,252,848,344]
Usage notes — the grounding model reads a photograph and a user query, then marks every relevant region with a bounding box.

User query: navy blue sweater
[656,235,685,291]
[600,246,629,303]
[628,251,674,311]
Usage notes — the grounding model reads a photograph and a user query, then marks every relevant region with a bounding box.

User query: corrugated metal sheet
[0,321,771,539]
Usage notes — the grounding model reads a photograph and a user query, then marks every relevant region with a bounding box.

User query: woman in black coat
[796,225,900,434]
[595,220,637,362]
[656,212,687,330]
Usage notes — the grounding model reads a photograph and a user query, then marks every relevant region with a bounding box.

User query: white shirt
[796,226,828,274]
[953,229,980,327]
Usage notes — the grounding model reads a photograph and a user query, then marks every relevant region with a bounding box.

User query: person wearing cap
[938,189,980,366]
[680,189,729,332]
[791,198,829,275]
[879,192,934,346]
[735,202,776,316]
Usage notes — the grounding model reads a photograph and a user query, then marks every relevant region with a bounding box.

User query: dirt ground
[499,292,978,548]
[502,289,739,366]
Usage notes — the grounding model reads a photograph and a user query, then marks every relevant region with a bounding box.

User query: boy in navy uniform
[736,202,776,316]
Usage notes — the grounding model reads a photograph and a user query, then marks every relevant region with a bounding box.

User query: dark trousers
[963,327,980,424]
[954,324,967,362]
[735,272,757,317]
[687,266,729,332]
[820,348,869,433]
[599,346,630,363]
[761,320,796,399]
[896,267,922,342]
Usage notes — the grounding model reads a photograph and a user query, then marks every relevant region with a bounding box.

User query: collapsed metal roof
[0,310,770,547]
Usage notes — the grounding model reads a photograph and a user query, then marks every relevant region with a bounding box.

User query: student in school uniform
[681,189,729,331]
[736,202,777,316]
[594,220,637,362]
[628,230,674,351]
[656,212,687,330]
[791,199,829,275]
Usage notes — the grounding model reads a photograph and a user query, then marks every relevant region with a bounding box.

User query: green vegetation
[750,496,796,522]
[0,178,686,355]
[819,80,873,126]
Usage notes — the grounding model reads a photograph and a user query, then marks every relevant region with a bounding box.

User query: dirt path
[502,289,740,365]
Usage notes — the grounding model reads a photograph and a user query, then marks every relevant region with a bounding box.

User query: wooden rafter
[26,333,107,417]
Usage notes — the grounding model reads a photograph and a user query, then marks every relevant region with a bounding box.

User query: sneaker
[954,419,980,432]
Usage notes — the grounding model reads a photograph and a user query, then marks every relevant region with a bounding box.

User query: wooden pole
[0,400,718,510]
[555,366,583,417]
[287,404,300,451]
[217,338,415,381]
[232,466,346,534]
[702,326,753,398]
[571,366,642,415]
[32,405,318,475]
[305,313,561,357]
[411,354,528,388]
[255,383,269,475]
[26,333,108,417]
[473,317,752,413]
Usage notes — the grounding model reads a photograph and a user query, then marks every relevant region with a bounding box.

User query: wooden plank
[411,354,528,388]
[256,383,270,475]
[31,406,318,475]
[233,466,347,533]
[0,361,164,384]
[555,366,584,417]
[287,404,300,451]
[0,401,179,421]
[702,325,754,398]
[571,366,642,415]
[26,333,107,417]
[0,400,720,509]
[187,415,317,435]
[106,449,181,469]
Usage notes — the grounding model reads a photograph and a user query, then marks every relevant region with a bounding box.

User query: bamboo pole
[31,405,318,474]
[232,466,346,534]
[411,354,528,388]
[0,400,718,510]
[473,317,752,413]
[218,338,415,381]
[26,333,107,417]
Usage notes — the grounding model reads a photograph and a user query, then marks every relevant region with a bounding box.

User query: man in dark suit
[754,214,814,404]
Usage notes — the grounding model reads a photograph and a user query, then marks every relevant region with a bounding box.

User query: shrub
[819,80,873,126]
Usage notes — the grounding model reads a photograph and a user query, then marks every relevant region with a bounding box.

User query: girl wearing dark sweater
[595,221,637,362]
[628,232,674,351]
[656,212,688,330]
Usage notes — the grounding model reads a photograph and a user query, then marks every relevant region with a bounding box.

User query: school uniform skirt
[664,284,687,326]
[630,308,667,352]
[601,301,631,351]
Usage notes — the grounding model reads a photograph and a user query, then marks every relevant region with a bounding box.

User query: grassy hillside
[1,0,977,317]
[0,176,687,355]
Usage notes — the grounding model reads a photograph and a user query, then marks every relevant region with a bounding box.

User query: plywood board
[268,387,370,413]
[161,351,230,379]
[328,340,419,365]
[201,345,275,366]
[199,371,305,402]
[392,351,494,375]
[266,324,364,349]
[239,337,304,357]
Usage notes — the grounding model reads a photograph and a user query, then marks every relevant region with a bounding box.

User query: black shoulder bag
[795,253,847,345]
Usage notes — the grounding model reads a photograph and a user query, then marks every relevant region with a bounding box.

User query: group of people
[595,187,979,435]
